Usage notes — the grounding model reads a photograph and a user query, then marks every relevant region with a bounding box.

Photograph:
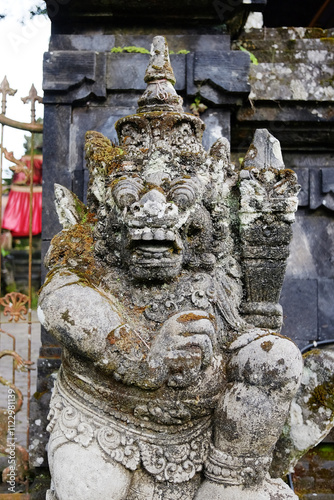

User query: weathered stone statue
[38,37,334,500]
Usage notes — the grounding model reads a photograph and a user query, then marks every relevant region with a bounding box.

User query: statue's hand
[148,310,215,388]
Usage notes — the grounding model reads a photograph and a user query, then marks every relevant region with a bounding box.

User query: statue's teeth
[142,229,153,240]
[154,229,165,240]
[131,230,142,240]
[165,230,175,241]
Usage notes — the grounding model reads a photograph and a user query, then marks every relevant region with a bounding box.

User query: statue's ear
[209,136,230,164]
[209,136,237,181]
[54,183,87,229]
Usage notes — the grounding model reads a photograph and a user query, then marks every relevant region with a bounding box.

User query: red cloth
[2,155,43,237]
[2,186,42,237]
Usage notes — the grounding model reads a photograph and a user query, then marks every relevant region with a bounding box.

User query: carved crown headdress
[115,36,205,154]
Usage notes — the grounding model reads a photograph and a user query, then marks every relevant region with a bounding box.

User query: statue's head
[84,37,234,283]
[109,151,215,281]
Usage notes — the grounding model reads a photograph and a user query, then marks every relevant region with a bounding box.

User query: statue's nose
[130,189,177,218]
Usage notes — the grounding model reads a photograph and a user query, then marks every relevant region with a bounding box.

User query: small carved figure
[39,37,334,500]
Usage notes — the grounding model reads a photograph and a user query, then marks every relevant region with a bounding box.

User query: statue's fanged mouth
[129,228,182,264]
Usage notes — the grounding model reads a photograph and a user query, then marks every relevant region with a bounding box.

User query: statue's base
[46,490,57,500]
[194,477,298,500]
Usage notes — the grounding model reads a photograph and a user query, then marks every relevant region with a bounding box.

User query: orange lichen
[261,340,273,352]
[177,313,209,323]
[107,326,145,354]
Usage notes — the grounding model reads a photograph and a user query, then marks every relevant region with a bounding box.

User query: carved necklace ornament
[39,36,334,500]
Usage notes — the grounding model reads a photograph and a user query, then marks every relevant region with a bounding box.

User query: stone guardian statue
[38,36,334,500]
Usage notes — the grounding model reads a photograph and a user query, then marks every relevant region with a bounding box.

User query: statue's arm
[38,270,125,368]
[38,271,216,389]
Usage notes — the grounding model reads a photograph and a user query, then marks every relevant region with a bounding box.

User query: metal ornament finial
[0,76,17,115]
[21,84,43,123]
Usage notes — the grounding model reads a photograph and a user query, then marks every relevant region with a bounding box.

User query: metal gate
[0,76,43,498]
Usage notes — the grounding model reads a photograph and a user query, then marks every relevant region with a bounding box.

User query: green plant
[1,248,10,257]
[190,97,207,116]
[236,43,258,65]
[5,282,17,293]
[31,288,39,309]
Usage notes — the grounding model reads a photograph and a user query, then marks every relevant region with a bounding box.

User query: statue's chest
[106,272,217,329]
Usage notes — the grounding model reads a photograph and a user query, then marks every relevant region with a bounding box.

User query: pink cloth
[2,186,42,237]
[2,155,43,237]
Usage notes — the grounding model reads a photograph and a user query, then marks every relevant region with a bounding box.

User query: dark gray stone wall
[233,27,334,349]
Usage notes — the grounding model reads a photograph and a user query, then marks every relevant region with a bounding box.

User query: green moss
[303,348,321,359]
[308,374,334,412]
[111,46,150,54]
[111,46,190,55]
[239,45,258,65]
[170,49,190,54]
[110,46,123,53]
[85,131,127,175]
[286,39,296,50]
[43,220,103,285]
[320,37,334,43]
[86,137,125,165]
[316,443,334,461]
[61,310,75,326]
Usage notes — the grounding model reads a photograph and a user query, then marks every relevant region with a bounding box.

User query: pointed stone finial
[137,36,183,113]
[243,129,284,170]
[144,36,176,85]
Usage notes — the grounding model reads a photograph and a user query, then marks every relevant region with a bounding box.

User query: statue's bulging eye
[111,177,144,209]
[168,178,198,209]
